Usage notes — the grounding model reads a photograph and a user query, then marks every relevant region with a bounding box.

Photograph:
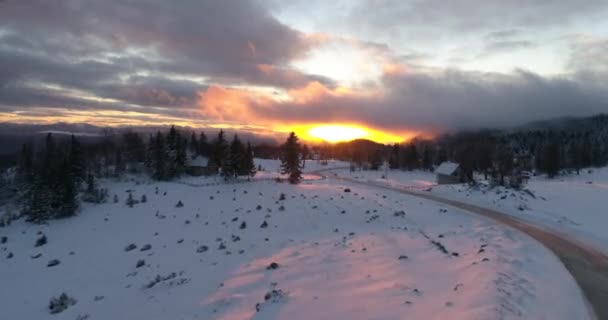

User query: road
[314,171,608,320]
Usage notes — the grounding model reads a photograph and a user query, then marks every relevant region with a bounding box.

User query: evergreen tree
[543,143,560,178]
[477,140,494,180]
[242,142,257,179]
[280,132,303,184]
[189,132,199,156]
[404,144,418,170]
[212,130,228,171]
[436,147,448,165]
[301,144,310,168]
[495,144,514,186]
[150,131,167,180]
[369,150,383,170]
[114,150,126,177]
[18,143,34,183]
[568,143,582,175]
[166,125,180,177]
[421,145,434,171]
[27,176,50,223]
[69,135,85,185]
[199,131,210,156]
[176,135,187,175]
[224,134,245,179]
[122,131,146,165]
[57,156,78,218]
[389,144,400,169]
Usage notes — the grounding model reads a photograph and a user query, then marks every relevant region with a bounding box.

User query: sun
[306,125,369,143]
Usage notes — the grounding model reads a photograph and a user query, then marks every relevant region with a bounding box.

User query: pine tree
[189,132,199,156]
[495,144,514,186]
[369,150,383,170]
[543,143,560,178]
[280,132,302,184]
[404,144,418,170]
[199,132,210,156]
[69,135,85,185]
[114,150,126,177]
[212,130,228,172]
[389,144,400,169]
[568,143,582,175]
[301,144,310,168]
[224,134,245,179]
[126,192,135,208]
[166,125,180,178]
[175,135,187,175]
[421,145,434,171]
[122,131,146,164]
[242,142,257,179]
[18,143,34,183]
[150,131,167,180]
[57,156,78,218]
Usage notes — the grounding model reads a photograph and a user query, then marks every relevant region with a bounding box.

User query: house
[435,161,461,184]
[185,153,217,176]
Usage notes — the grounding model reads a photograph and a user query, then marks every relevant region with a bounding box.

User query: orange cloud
[256,64,274,75]
[383,63,408,76]
[195,81,418,144]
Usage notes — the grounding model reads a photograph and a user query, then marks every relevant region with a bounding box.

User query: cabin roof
[435,161,460,175]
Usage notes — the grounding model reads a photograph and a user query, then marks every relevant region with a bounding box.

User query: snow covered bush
[48,293,76,314]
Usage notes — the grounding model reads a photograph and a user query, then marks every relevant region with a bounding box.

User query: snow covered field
[0,163,593,319]
[332,167,608,255]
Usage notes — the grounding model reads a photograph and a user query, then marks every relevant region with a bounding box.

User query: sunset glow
[308,125,367,143]
[289,124,411,144]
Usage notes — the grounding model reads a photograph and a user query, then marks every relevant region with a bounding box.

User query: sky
[1,0,608,143]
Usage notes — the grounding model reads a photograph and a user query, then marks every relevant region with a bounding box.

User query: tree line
[14,127,304,222]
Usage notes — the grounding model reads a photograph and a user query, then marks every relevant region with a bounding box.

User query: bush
[49,293,76,314]
[35,235,47,247]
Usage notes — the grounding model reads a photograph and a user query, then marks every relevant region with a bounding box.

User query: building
[185,153,217,176]
[435,161,461,184]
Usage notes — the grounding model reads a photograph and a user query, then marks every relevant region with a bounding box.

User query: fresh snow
[332,167,608,255]
[0,161,593,319]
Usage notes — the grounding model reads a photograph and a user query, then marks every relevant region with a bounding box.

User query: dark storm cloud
[0,0,324,113]
[224,69,608,133]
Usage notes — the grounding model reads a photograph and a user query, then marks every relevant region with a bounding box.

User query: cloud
[1,0,608,138]
[485,29,522,40]
[197,69,608,135]
[0,0,328,113]
[481,40,536,56]
[343,0,608,34]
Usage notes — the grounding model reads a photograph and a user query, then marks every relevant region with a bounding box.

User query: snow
[430,167,608,255]
[0,161,593,319]
[330,166,608,255]
[435,161,459,176]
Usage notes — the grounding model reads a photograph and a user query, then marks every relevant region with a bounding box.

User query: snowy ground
[333,167,608,255]
[0,163,593,319]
